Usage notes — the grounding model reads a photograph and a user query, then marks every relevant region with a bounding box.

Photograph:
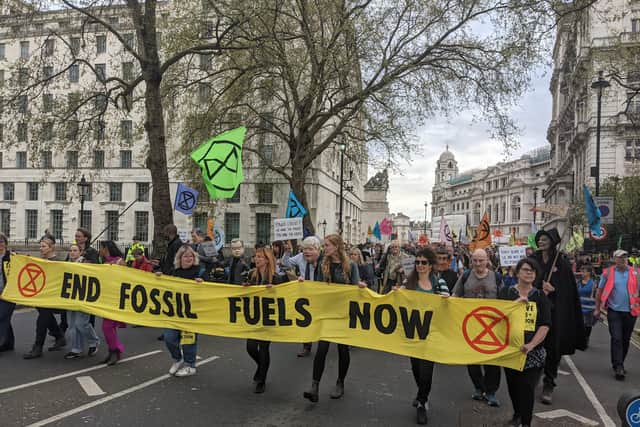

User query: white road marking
[536,409,598,426]
[76,376,106,396]
[563,355,616,427]
[26,356,220,427]
[557,369,570,376]
[0,350,162,395]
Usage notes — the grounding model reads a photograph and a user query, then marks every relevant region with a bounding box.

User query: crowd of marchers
[0,226,638,427]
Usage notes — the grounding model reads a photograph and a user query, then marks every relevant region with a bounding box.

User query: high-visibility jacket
[125,242,146,263]
[600,266,640,317]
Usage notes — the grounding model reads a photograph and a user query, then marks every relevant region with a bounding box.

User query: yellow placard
[180,331,196,345]
[524,302,537,332]
[1,255,530,370]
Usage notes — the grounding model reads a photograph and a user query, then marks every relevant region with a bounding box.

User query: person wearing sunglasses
[397,247,449,425]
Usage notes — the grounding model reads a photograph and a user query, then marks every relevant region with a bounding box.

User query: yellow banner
[2,255,528,370]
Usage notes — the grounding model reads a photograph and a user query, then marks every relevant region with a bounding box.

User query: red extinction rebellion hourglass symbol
[462,306,510,354]
[18,263,47,297]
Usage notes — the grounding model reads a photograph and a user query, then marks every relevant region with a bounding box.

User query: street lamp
[591,71,610,196]
[337,143,353,236]
[532,186,538,225]
[319,220,327,238]
[77,174,90,228]
[423,201,428,236]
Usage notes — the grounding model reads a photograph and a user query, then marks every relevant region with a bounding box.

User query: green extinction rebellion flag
[190,127,246,199]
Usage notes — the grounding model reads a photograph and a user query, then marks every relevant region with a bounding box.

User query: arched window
[511,196,521,222]
[448,161,453,168]
[473,202,481,225]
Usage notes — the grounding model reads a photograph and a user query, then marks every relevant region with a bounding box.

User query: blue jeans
[607,309,637,369]
[67,311,99,353]
[0,299,15,350]
[164,329,197,367]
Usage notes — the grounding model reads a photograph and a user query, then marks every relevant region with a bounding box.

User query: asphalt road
[1,308,638,426]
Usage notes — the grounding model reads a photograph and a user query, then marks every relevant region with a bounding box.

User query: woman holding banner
[401,247,450,425]
[157,245,204,377]
[303,234,362,403]
[499,257,551,427]
[245,247,286,393]
[99,241,127,365]
[0,233,15,352]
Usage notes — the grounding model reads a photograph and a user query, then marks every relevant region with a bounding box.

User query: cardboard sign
[402,255,416,276]
[498,246,527,267]
[273,217,304,241]
[201,241,217,257]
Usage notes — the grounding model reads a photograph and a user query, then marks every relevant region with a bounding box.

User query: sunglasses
[415,260,430,266]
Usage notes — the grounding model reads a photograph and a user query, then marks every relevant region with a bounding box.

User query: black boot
[329,379,344,399]
[48,336,66,351]
[23,345,43,359]
[303,380,319,403]
[107,350,121,366]
[102,350,114,364]
[417,403,428,425]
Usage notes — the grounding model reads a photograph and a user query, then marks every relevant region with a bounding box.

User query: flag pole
[545,214,573,283]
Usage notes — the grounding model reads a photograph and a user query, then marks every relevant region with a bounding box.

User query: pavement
[1,308,639,427]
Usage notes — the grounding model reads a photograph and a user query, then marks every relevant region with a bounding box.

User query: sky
[387,65,553,222]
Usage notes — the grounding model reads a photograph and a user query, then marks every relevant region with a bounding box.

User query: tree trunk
[290,167,315,236]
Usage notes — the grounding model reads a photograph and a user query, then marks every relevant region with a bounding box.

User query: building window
[199,53,212,70]
[27,182,38,201]
[70,37,80,55]
[43,93,53,112]
[66,121,79,140]
[66,151,78,168]
[120,120,132,140]
[20,41,29,59]
[134,211,149,241]
[626,140,640,160]
[17,122,28,142]
[633,18,640,33]
[94,93,107,111]
[69,64,79,83]
[109,183,122,201]
[41,122,53,141]
[122,62,133,81]
[17,68,28,86]
[487,204,492,223]
[3,183,14,200]
[16,151,27,168]
[44,38,55,56]
[25,209,38,239]
[42,65,53,80]
[92,150,104,168]
[193,212,208,232]
[106,210,119,241]
[96,35,107,54]
[123,33,134,49]
[0,70,4,87]
[54,182,67,201]
[137,182,149,201]
[229,186,240,203]
[198,83,210,103]
[0,209,10,237]
[0,43,4,59]
[0,152,2,167]
[50,209,63,241]
[259,145,273,163]
[42,151,52,169]
[79,210,92,232]
[95,63,106,82]
[257,183,273,204]
[501,202,506,223]
[512,196,521,222]
[256,213,271,244]
[120,150,132,168]
[94,121,105,141]
[17,95,28,114]
[224,212,240,243]
[83,183,93,202]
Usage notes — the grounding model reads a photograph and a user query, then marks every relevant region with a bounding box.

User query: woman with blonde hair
[303,234,362,403]
[156,244,203,377]
[245,247,286,393]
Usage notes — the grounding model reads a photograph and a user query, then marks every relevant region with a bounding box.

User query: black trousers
[607,309,637,369]
[542,342,561,388]
[504,366,542,425]
[246,339,271,383]
[312,341,350,382]
[467,364,501,394]
[410,357,435,404]
[35,308,63,347]
[0,300,15,350]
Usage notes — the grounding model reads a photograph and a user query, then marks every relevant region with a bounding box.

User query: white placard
[593,196,614,224]
[498,246,527,267]
[273,217,304,241]
[402,255,416,276]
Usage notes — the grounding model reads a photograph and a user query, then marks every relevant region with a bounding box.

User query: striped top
[577,278,596,313]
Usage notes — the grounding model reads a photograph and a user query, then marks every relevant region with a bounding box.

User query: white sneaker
[169,360,183,375]
[174,366,196,377]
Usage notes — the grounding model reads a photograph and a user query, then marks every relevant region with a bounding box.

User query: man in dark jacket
[160,224,183,275]
[226,239,249,284]
[74,227,99,263]
[436,248,459,293]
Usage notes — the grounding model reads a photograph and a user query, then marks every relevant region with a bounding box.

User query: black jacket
[160,236,183,275]
[1,251,10,290]
[227,256,250,284]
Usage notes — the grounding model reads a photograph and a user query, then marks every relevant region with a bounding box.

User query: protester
[282,236,323,357]
[577,264,597,347]
[503,266,517,288]
[124,235,145,265]
[157,245,203,377]
[226,239,250,284]
[350,247,376,289]
[64,244,99,359]
[401,247,450,425]
[452,248,501,407]
[24,235,67,359]
[435,248,460,292]
[499,258,551,427]
[594,249,639,380]
[99,240,127,365]
[0,233,15,352]
[159,224,182,275]
[533,228,585,404]
[74,227,100,263]
[271,240,286,274]
[245,247,286,393]
[303,234,362,403]
[191,228,216,278]
[378,240,409,293]
[131,248,153,272]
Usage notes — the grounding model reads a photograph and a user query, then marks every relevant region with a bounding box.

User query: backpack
[460,269,503,290]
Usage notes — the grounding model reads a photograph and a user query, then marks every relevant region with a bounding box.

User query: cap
[613,249,629,257]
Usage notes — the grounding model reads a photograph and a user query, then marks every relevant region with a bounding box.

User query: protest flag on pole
[439,216,453,247]
[285,190,308,218]
[174,183,199,215]
[373,222,382,240]
[470,212,491,251]
[190,127,245,199]
[583,185,603,237]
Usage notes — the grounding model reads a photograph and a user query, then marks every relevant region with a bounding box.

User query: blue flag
[373,222,382,240]
[174,183,199,215]
[213,224,225,251]
[583,185,602,237]
[286,190,308,218]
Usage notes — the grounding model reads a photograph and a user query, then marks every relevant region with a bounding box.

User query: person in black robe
[532,228,585,405]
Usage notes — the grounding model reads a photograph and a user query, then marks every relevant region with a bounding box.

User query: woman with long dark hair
[245,247,286,393]
[499,257,551,427]
[401,247,449,425]
[99,240,126,366]
[303,234,362,403]
[532,229,584,404]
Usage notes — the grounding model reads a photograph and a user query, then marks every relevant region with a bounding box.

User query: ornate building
[430,147,550,240]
